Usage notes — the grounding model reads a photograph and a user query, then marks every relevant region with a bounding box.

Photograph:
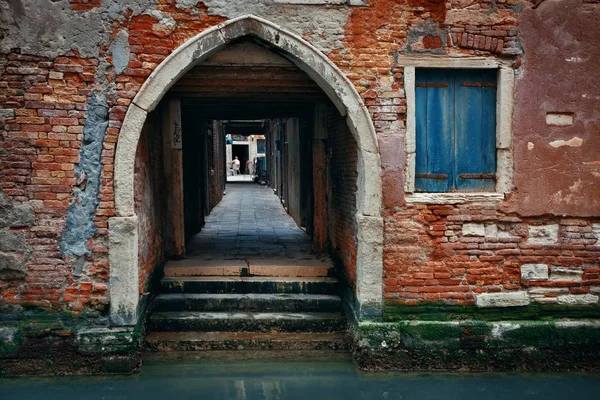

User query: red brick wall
[384,204,600,305]
[134,110,166,292]
[1,0,599,316]
[0,53,112,314]
[327,106,358,288]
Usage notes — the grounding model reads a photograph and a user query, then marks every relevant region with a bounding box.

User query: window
[401,57,515,203]
[415,69,496,192]
[257,139,266,154]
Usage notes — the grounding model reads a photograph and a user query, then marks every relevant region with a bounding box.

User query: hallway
[165,182,332,277]
[187,183,313,259]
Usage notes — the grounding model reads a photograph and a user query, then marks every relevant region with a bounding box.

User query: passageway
[186,183,313,260]
[136,35,362,351]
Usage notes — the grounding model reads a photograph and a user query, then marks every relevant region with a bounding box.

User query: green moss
[383,301,600,322]
[0,328,22,357]
[502,322,600,347]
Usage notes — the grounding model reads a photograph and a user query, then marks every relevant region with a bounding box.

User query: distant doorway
[232,144,249,175]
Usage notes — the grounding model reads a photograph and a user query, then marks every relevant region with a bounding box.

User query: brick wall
[327,106,358,288]
[1,0,598,317]
[384,204,600,307]
[0,52,112,314]
[134,110,166,292]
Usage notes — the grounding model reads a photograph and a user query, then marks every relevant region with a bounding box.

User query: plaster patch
[60,95,109,261]
[109,30,130,75]
[549,137,582,148]
[527,224,558,245]
[199,0,352,53]
[527,142,534,150]
[565,56,583,63]
[0,0,156,59]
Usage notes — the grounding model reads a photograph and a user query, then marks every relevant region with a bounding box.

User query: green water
[1,358,600,399]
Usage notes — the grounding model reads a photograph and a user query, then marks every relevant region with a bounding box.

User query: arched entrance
[108,15,383,326]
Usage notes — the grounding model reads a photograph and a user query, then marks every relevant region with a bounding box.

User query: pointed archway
[108,15,383,325]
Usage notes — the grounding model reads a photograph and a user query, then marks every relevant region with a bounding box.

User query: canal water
[1,356,600,399]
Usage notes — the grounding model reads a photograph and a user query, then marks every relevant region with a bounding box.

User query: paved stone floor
[186,183,315,260]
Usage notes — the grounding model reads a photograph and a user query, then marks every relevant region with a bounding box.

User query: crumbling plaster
[111,15,383,324]
[514,0,600,216]
[0,0,356,60]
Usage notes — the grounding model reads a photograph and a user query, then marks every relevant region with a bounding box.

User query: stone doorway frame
[108,15,383,326]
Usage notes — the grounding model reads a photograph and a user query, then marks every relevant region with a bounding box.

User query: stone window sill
[405,192,505,205]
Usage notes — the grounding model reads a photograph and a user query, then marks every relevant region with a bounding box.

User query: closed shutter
[415,69,497,192]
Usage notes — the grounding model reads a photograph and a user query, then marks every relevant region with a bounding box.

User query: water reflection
[1,358,599,400]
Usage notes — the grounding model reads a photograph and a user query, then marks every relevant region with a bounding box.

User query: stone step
[153,293,343,313]
[148,311,346,333]
[163,258,333,278]
[164,259,247,277]
[144,331,348,352]
[160,276,339,294]
[248,259,332,277]
[142,350,352,362]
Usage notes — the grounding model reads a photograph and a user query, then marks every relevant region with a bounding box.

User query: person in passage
[232,156,241,175]
[245,158,254,175]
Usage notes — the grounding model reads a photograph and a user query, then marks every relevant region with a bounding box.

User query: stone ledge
[353,319,600,371]
[405,192,505,204]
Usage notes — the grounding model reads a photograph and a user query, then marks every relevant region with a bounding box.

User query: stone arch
[109,15,383,325]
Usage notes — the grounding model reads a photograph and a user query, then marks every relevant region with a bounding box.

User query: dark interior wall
[208,120,225,211]
[285,118,302,226]
[134,110,166,291]
[182,111,205,240]
[327,106,359,288]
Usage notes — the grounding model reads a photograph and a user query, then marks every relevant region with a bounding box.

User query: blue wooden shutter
[454,69,497,191]
[415,69,454,192]
[415,69,496,192]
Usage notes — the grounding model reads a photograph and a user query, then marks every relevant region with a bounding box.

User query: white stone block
[528,224,559,245]
[592,223,600,244]
[463,223,485,237]
[109,216,140,326]
[521,264,548,281]
[546,113,573,126]
[485,224,498,237]
[475,291,530,308]
[557,294,599,305]
[549,266,583,282]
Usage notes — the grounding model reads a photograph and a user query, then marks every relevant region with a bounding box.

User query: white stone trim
[109,216,139,326]
[405,192,505,204]
[402,56,515,201]
[112,15,384,321]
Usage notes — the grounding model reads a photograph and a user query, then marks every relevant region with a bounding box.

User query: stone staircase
[144,258,348,354]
